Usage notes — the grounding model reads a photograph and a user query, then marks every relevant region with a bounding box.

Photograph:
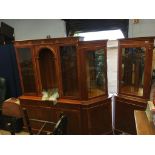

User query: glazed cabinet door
[15,47,38,95]
[118,39,153,99]
[59,45,79,99]
[78,40,108,100]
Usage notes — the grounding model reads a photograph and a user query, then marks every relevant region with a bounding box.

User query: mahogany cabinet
[114,37,155,134]
[14,37,112,134]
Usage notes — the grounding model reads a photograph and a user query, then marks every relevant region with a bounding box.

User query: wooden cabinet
[115,37,154,134]
[14,37,112,134]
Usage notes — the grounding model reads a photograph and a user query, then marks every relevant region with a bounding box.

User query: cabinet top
[14,37,84,46]
[14,37,108,47]
[118,37,155,45]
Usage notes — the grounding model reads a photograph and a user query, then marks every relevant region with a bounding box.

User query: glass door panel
[60,46,79,97]
[85,49,106,98]
[17,48,36,93]
[120,47,146,96]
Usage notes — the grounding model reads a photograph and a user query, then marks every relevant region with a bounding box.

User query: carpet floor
[0,129,28,135]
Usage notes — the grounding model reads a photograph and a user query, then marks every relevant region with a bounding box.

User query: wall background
[0,19,66,40]
[2,19,155,40]
[128,19,155,38]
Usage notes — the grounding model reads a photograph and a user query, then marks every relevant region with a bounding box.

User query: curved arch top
[37,46,57,58]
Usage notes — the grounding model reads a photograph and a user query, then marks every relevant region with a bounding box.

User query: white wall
[2,19,155,40]
[0,19,66,40]
[128,19,155,38]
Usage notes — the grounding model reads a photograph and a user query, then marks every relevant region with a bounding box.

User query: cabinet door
[118,40,153,99]
[79,41,108,99]
[22,105,53,132]
[115,97,146,134]
[120,47,146,97]
[16,47,37,95]
[81,99,112,135]
[51,108,82,135]
[59,45,79,98]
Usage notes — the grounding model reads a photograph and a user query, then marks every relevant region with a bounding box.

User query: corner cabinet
[14,37,112,135]
[114,37,154,134]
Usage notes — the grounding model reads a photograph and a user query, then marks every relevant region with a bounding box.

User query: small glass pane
[120,47,146,96]
[86,49,106,98]
[60,46,78,96]
[17,48,36,93]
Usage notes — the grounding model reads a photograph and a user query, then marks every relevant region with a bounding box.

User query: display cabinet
[14,37,112,134]
[115,37,154,134]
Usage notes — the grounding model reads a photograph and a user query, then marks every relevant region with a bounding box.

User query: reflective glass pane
[17,48,36,93]
[86,49,106,98]
[60,46,78,96]
[120,47,145,96]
